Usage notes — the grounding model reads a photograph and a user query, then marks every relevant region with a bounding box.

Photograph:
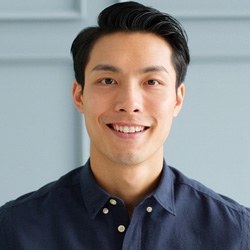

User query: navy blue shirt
[0,160,249,249]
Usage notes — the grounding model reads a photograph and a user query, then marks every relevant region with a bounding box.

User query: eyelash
[98,78,163,86]
[145,79,160,86]
[100,78,117,85]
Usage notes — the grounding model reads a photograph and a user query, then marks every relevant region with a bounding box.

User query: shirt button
[117,225,126,233]
[109,199,117,205]
[146,206,153,213]
[102,208,109,214]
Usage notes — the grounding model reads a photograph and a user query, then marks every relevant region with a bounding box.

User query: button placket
[102,198,130,235]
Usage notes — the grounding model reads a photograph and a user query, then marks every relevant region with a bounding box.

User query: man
[0,1,249,249]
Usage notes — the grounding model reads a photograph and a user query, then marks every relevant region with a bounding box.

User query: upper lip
[108,122,149,127]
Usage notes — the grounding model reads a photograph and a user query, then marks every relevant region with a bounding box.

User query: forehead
[86,32,174,72]
[90,31,172,55]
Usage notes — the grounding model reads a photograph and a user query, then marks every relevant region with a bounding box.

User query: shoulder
[0,166,84,249]
[169,165,250,218]
[0,166,83,219]
[168,166,250,247]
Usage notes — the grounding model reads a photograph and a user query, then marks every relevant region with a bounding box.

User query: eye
[101,78,116,85]
[145,79,160,86]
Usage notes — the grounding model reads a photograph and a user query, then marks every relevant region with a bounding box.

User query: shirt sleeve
[0,205,12,250]
[242,206,250,249]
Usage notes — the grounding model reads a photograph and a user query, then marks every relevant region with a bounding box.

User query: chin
[109,152,145,167]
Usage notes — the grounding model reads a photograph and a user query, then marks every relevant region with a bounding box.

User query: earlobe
[173,83,185,117]
[72,81,84,113]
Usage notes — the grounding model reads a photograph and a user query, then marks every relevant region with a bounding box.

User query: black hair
[71,1,190,90]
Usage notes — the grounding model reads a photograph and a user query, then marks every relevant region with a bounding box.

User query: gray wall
[0,0,249,207]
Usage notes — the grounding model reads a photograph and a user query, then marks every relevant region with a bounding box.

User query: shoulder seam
[176,181,246,215]
[0,205,12,250]
[241,206,250,248]
[5,181,80,210]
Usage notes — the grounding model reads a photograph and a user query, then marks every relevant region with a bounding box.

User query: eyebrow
[91,64,169,74]
[91,64,121,73]
[140,65,169,74]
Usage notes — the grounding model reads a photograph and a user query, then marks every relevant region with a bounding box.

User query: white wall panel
[165,61,250,206]
[0,22,82,60]
[0,60,83,204]
[183,19,250,59]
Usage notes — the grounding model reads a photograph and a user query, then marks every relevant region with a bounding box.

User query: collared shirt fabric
[0,160,249,250]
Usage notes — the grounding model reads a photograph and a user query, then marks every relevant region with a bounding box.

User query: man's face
[73,32,184,166]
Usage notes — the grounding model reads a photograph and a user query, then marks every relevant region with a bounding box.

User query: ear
[173,83,185,117]
[72,80,84,113]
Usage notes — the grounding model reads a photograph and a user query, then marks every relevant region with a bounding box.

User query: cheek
[149,97,176,118]
[83,92,107,115]
[83,93,114,133]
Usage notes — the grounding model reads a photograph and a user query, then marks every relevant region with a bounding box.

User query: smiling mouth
[107,124,150,134]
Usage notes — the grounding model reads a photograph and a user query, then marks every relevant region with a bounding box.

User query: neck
[89,148,164,214]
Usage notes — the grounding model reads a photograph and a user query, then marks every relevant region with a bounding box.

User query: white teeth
[113,125,145,133]
[123,126,130,133]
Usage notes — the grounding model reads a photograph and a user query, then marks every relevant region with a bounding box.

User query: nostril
[118,108,140,112]
[115,100,143,113]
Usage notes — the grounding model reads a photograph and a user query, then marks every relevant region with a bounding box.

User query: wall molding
[0,0,86,21]
[0,11,80,21]
[176,13,250,20]
[0,55,72,64]
[191,55,250,64]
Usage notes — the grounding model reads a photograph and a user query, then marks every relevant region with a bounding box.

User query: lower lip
[109,127,146,139]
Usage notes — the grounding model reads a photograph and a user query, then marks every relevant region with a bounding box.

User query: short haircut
[71,1,190,90]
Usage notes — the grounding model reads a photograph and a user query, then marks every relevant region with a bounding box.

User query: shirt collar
[80,159,176,219]
[152,160,176,215]
[80,160,111,219]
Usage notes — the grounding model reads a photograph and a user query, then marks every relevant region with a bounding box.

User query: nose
[114,84,143,113]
